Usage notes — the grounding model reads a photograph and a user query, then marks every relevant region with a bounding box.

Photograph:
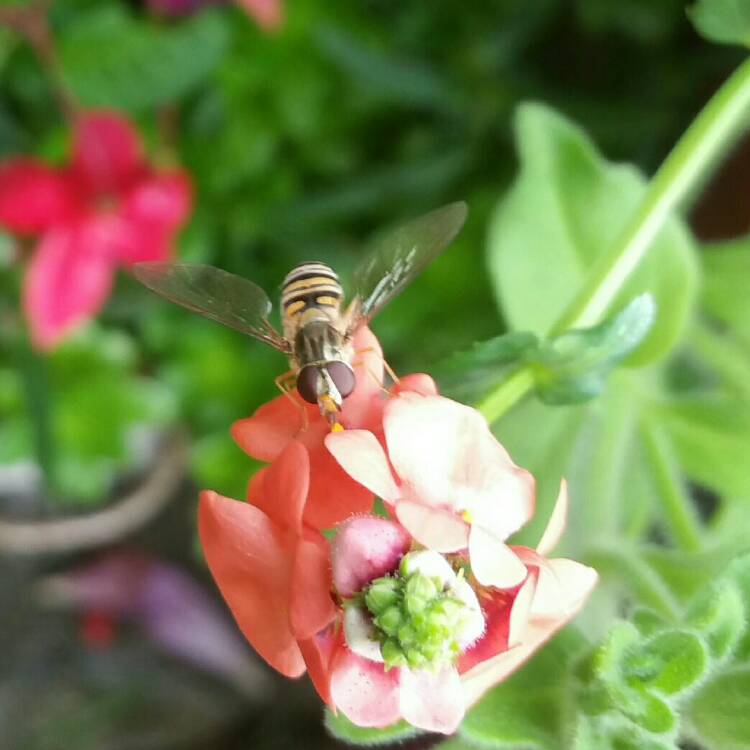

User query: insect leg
[274,370,309,430]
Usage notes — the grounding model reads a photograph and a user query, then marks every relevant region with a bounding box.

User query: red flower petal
[23,221,116,350]
[458,590,513,674]
[198,490,305,678]
[247,441,309,532]
[118,171,192,264]
[298,628,338,708]
[330,647,401,728]
[0,160,78,234]
[291,532,336,639]
[71,111,144,195]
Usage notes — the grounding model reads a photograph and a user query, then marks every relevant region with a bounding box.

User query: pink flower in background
[0,110,192,350]
[326,393,537,589]
[147,0,283,30]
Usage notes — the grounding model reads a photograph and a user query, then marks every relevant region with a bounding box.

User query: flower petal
[344,605,384,662]
[385,395,535,537]
[469,526,527,589]
[0,160,77,233]
[299,628,338,708]
[529,557,598,621]
[23,222,116,350]
[198,491,304,678]
[460,559,597,708]
[395,500,469,552]
[507,570,537,647]
[71,111,144,194]
[332,516,411,598]
[291,532,336,640]
[391,373,438,398]
[118,171,192,264]
[325,429,399,503]
[536,480,568,556]
[399,666,465,734]
[330,647,401,728]
[235,0,283,30]
[247,441,309,532]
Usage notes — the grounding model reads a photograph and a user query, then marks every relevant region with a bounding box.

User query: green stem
[474,367,535,428]
[640,419,702,552]
[477,56,750,424]
[16,337,57,496]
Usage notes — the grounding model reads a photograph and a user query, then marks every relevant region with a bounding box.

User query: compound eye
[326,361,356,399]
[297,365,321,404]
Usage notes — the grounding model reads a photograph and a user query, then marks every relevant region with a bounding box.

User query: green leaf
[688,666,750,749]
[688,0,750,47]
[702,236,750,347]
[660,396,750,498]
[435,331,539,400]
[59,7,228,112]
[323,710,421,745]
[488,103,697,365]
[460,632,585,749]
[573,714,679,750]
[532,294,656,404]
[686,579,745,661]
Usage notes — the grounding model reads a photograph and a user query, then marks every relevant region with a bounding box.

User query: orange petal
[198,491,304,678]
[291,532,336,639]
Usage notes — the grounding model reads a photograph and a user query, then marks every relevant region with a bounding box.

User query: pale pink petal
[235,0,283,30]
[24,223,115,350]
[344,606,383,662]
[461,559,597,708]
[391,373,438,398]
[536,480,568,556]
[399,666,464,734]
[507,571,537,647]
[325,429,400,502]
[395,500,469,552]
[385,395,535,537]
[71,111,144,194]
[529,558,598,621]
[469,526,527,589]
[0,160,78,233]
[332,517,411,598]
[330,648,401,728]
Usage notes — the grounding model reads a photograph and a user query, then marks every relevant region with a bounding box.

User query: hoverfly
[134,201,467,426]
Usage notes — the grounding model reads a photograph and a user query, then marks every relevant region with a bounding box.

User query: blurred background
[0,1,747,748]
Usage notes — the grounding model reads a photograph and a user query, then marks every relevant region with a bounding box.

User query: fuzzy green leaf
[688,667,750,749]
[686,579,745,661]
[488,103,697,365]
[532,294,656,404]
[323,710,421,746]
[688,0,750,47]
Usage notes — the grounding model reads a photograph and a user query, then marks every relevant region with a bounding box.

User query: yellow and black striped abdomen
[281,262,343,319]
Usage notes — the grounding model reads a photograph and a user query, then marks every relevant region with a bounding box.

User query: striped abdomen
[281,262,343,322]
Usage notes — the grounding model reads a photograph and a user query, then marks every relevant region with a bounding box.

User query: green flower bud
[365,577,400,614]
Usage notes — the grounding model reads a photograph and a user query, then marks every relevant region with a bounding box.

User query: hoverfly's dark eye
[326,361,356,399]
[297,365,321,404]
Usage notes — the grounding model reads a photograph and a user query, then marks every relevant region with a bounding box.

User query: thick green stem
[641,419,702,552]
[477,56,750,424]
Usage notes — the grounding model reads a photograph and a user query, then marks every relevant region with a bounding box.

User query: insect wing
[349,201,468,327]
[133,262,291,352]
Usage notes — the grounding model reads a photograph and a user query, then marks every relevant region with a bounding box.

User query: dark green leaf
[60,7,228,112]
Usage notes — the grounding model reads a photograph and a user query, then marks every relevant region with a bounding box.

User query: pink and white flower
[326,393,539,588]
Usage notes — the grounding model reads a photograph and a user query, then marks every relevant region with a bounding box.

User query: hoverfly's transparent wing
[348,201,468,332]
[133,262,291,353]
